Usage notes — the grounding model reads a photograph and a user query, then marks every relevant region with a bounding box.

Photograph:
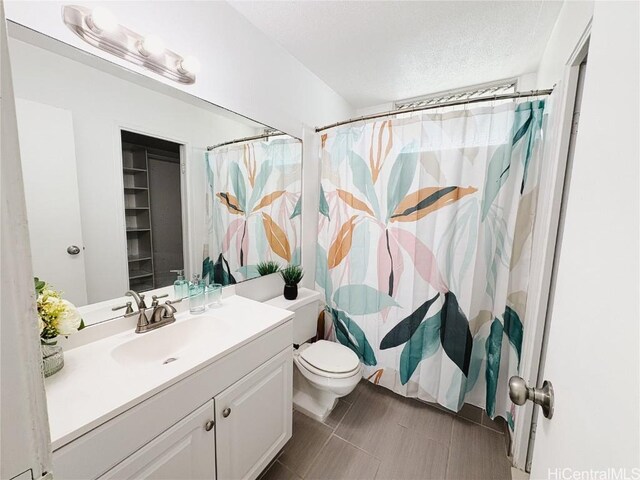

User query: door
[15,98,88,305]
[99,401,216,480]
[528,3,640,477]
[215,348,292,480]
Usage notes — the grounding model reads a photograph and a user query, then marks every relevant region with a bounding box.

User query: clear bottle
[171,269,188,299]
[188,273,206,314]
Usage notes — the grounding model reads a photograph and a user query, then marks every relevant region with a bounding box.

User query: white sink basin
[110,315,233,367]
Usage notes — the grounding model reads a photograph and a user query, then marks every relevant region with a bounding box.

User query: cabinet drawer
[99,401,215,480]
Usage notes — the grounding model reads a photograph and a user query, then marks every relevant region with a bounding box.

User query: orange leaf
[336,189,374,216]
[391,186,477,222]
[253,190,286,211]
[262,213,291,261]
[321,133,328,149]
[216,192,244,215]
[328,216,357,269]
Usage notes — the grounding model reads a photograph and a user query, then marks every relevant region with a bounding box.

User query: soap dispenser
[171,269,188,298]
[188,273,206,314]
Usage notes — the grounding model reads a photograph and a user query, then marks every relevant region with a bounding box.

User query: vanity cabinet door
[99,400,216,480]
[215,348,292,480]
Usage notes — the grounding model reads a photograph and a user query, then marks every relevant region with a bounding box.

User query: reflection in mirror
[8,24,302,323]
[204,133,302,285]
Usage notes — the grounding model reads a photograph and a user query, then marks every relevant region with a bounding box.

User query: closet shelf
[128,254,152,262]
[129,271,153,280]
[124,186,148,192]
[126,228,151,233]
[123,167,147,174]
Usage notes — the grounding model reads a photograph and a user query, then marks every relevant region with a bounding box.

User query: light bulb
[89,7,118,33]
[139,34,165,56]
[179,55,201,75]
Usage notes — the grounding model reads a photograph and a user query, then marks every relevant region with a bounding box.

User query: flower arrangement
[35,277,85,345]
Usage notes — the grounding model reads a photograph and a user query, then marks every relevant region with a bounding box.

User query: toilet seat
[296,340,361,379]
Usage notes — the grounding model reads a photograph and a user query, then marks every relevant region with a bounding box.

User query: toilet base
[292,365,341,422]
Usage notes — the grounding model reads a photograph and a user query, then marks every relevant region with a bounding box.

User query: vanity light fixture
[63,5,200,85]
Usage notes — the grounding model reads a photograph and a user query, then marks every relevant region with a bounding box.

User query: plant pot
[283,283,298,300]
[42,344,64,378]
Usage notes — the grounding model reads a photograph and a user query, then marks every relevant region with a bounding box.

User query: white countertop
[45,295,293,450]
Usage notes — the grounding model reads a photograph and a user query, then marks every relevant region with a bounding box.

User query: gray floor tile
[375,426,449,480]
[446,419,511,480]
[260,461,302,480]
[306,436,381,480]
[279,411,333,477]
[390,396,454,445]
[324,399,351,429]
[481,413,505,433]
[334,382,396,457]
[457,403,483,424]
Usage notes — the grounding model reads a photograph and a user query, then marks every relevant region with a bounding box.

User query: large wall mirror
[8,24,302,324]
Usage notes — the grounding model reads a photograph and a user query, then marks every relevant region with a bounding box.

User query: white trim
[510,21,592,470]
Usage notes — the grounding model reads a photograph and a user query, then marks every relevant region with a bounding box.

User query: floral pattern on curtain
[316,100,546,425]
[204,137,302,284]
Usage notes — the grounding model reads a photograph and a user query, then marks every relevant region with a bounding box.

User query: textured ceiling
[229,1,563,109]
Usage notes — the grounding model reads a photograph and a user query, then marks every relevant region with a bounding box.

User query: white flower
[57,300,82,335]
[39,318,45,335]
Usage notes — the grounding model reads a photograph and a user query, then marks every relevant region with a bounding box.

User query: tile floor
[260,380,512,480]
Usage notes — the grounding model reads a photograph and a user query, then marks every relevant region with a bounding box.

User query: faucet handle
[111,301,133,314]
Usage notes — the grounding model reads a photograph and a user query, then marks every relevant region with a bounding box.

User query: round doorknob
[67,245,81,255]
[222,407,231,418]
[509,376,555,419]
[204,420,214,431]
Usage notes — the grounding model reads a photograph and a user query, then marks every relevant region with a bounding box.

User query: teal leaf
[465,336,486,393]
[348,221,370,285]
[291,246,301,266]
[481,144,511,220]
[380,293,440,349]
[348,152,381,219]
[230,163,247,212]
[332,284,398,315]
[330,308,377,366]
[248,160,273,211]
[319,185,330,220]
[440,292,473,376]
[485,318,504,418]
[212,253,237,286]
[290,197,302,219]
[503,306,523,367]
[202,256,214,283]
[315,243,333,302]
[399,310,441,384]
[236,265,259,279]
[386,144,418,221]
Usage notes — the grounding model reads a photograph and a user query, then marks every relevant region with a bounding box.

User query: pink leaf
[222,218,244,253]
[389,227,448,292]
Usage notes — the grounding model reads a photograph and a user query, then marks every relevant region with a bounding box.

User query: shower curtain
[203,137,302,284]
[316,100,546,425]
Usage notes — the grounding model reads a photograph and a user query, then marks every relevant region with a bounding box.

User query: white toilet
[266,288,362,422]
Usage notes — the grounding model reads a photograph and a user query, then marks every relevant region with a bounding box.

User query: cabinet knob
[204,420,214,431]
[222,407,231,418]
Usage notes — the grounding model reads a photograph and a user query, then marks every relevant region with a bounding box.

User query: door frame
[511,21,592,470]
[113,122,191,292]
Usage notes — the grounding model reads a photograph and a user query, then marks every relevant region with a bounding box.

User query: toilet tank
[265,287,322,344]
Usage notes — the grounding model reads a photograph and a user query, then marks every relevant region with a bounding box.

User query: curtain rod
[207,132,286,151]
[315,89,553,133]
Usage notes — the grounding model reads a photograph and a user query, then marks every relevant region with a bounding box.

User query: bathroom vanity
[46,295,293,480]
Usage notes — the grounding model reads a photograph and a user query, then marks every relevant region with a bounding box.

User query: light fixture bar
[62,5,197,85]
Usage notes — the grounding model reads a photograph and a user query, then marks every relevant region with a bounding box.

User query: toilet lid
[299,340,360,374]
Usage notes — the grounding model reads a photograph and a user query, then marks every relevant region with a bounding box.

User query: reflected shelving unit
[122,143,155,291]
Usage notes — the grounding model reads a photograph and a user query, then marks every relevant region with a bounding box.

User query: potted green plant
[280,264,303,300]
[256,260,281,276]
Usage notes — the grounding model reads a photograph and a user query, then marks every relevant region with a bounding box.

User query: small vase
[284,284,298,300]
[41,344,64,378]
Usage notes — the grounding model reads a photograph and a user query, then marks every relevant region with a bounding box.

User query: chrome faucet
[121,290,180,334]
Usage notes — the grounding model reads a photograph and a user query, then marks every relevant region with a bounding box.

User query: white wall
[531,0,639,475]
[10,38,258,304]
[5,1,355,303]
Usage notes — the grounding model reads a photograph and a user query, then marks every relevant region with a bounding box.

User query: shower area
[314,88,551,431]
